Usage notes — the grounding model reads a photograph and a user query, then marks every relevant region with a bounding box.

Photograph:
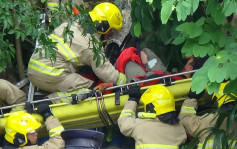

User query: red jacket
[116,47,147,73]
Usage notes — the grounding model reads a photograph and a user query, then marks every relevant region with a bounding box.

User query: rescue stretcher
[0,70,212,137]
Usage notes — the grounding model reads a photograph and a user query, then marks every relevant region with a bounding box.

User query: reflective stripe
[57,88,89,103]
[47,2,59,10]
[180,106,196,114]
[29,58,64,76]
[136,144,179,149]
[50,34,79,65]
[116,73,127,85]
[119,109,135,118]
[49,126,64,137]
[57,92,71,104]
[198,139,237,149]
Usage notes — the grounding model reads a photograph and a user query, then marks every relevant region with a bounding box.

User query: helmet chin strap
[13,133,25,146]
[26,139,33,146]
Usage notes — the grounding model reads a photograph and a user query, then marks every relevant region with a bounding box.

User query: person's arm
[118,101,137,137]
[118,85,141,137]
[81,48,126,85]
[41,116,65,149]
[178,98,202,137]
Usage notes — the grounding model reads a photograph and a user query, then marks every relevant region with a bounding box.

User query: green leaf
[206,0,217,15]
[159,25,171,43]
[8,30,15,34]
[209,31,222,44]
[16,31,21,39]
[20,32,25,41]
[161,0,175,24]
[206,43,215,56]
[223,0,237,16]
[198,32,211,44]
[187,23,203,38]
[134,6,142,20]
[193,43,213,57]
[187,0,199,14]
[134,22,141,37]
[176,22,203,38]
[225,62,237,80]
[196,17,205,26]
[176,22,188,32]
[3,18,8,29]
[211,4,226,25]
[7,17,13,27]
[45,49,50,59]
[213,129,228,149]
[219,34,235,48]
[207,82,220,94]
[176,0,190,21]
[96,54,101,67]
[181,39,195,57]
[192,67,209,93]
[216,50,228,63]
[208,58,227,83]
[226,43,237,57]
[141,14,153,31]
[172,34,185,45]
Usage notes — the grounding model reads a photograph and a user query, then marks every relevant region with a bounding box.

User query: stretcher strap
[95,93,114,127]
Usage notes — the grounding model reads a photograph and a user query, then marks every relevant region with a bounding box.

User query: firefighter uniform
[28,22,126,101]
[0,79,26,106]
[118,101,187,149]
[179,98,236,148]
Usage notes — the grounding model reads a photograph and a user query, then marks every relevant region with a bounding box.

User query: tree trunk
[12,6,28,93]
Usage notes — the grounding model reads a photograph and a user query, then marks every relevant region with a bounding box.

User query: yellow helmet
[5,111,41,146]
[213,82,236,108]
[140,85,175,116]
[89,2,122,34]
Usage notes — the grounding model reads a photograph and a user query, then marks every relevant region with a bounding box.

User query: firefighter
[28,2,127,103]
[179,82,237,148]
[61,129,104,149]
[0,79,26,107]
[118,84,187,148]
[2,102,64,149]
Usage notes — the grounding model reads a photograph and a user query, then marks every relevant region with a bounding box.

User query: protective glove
[188,89,204,100]
[128,85,141,104]
[94,83,114,93]
[37,102,53,121]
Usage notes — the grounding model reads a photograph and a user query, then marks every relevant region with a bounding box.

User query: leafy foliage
[0,0,104,73]
[130,0,237,148]
[130,0,237,94]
